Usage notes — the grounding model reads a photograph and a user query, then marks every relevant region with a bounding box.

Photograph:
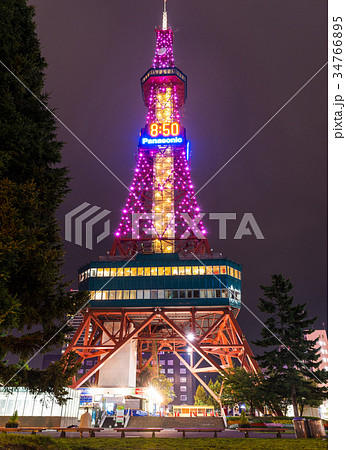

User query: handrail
[220,407,227,428]
[99,410,107,427]
[124,409,131,428]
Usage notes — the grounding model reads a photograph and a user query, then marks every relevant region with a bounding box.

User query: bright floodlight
[187,347,193,353]
[186,332,195,341]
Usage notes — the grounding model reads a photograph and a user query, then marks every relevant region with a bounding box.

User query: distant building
[307,329,328,372]
[304,329,328,419]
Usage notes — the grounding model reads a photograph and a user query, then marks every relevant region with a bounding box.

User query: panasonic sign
[141,136,184,145]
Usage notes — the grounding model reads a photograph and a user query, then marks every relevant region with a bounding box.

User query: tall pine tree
[253,274,327,416]
[0,0,87,402]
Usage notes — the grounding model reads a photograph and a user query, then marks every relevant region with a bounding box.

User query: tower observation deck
[65,3,259,401]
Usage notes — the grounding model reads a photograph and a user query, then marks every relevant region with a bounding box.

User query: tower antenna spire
[162,0,168,30]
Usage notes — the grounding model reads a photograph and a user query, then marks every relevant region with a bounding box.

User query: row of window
[79,265,241,282]
[89,288,241,301]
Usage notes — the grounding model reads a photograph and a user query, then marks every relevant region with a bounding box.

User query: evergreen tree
[252,274,327,416]
[194,385,209,406]
[0,0,87,402]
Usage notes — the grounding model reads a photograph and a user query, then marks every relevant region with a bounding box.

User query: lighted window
[79,274,83,283]
[95,291,102,300]
[200,289,207,298]
[111,268,117,277]
[180,368,186,374]
[137,290,143,299]
[172,267,178,275]
[151,267,158,276]
[160,360,166,365]
[124,268,130,277]
[222,289,228,298]
[158,289,165,299]
[138,267,144,276]
[89,291,96,299]
[234,269,238,279]
[145,267,151,276]
[158,267,164,276]
[87,269,91,278]
[185,266,192,275]
[97,268,104,277]
[192,266,199,275]
[207,289,214,298]
[168,360,174,366]
[227,266,231,275]
[220,266,227,275]
[123,290,129,299]
[167,368,174,374]
[180,377,187,383]
[168,377,174,382]
[151,290,158,299]
[180,386,187,392]
[102,291,109,300]
[165,289,172,299]
[116,291,122,299]
[199,266,206,275]
[160,369,165,374]
[213,266,219,275]
[179,290,186,298]
[180,395,187,402]
[238,271,242,280]
[90,268,97,277]
[178,266,185,276]
[130,267,137,277]
[118,268,124,277]
[104,268,110,277]
[206,266,213,275]
[165,267,171,276]
[144,290,150,299]
[130,290,136,299]
[109,291,115,300]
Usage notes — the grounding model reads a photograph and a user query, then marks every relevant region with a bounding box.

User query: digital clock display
[149,122,180,137]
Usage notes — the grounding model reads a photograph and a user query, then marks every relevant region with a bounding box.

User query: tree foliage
[220,367,264,416]
[253,274,328,416]
[194,385,209,406]
[0,0,87,403]
[207,379,221,409]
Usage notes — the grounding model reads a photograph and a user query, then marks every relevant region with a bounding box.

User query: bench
[175,428,224,438]
[0,427,46,435]
[115,427,163,438]
[237,427,291,438]
[49,427,103,438]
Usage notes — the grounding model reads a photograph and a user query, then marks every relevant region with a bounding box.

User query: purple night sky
[30,0,327,346]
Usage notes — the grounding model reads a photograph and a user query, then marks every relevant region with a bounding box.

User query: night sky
[30,0,327,348]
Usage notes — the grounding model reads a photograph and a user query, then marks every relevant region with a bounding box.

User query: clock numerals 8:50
[150,122,180,137]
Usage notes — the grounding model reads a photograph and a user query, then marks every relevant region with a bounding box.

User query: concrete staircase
[128,416,224,429]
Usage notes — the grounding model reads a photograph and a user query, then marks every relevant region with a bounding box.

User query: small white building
[0,387,80,427]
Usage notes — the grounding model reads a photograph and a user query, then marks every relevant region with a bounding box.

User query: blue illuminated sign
[140,136,184,146]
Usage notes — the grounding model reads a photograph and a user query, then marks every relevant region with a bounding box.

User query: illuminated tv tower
[110,0,209,256]
[65,2,258,404]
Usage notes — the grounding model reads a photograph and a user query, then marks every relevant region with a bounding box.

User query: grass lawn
[0,435,328,449]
